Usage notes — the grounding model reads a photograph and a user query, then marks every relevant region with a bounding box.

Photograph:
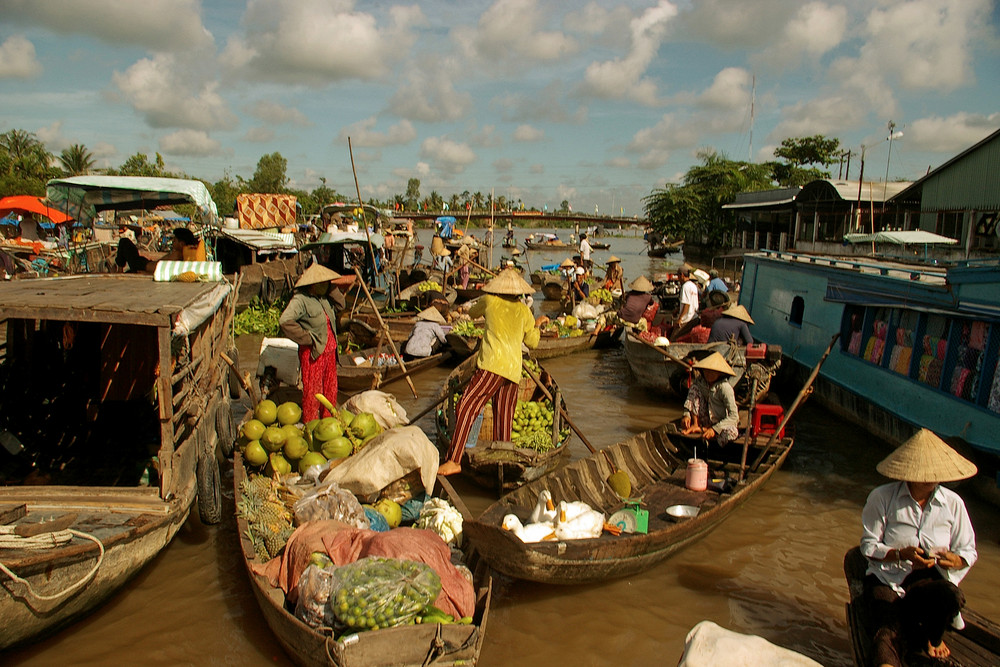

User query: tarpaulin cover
[843,230,958,245]
[172,282,231,336]
[0,195,74,224]
[154,260,224,283]
[236,193,298,230]
[47,176,219,226]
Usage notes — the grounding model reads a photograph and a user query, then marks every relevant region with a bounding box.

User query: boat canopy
[47,176,219,227]
[300,231,383,252]
[843,230,958,245]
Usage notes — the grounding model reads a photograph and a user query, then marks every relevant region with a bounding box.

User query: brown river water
[7,232,1000,666]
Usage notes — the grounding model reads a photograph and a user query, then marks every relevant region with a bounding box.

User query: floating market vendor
[161,227,206,262]
[404,307,448,361]
[675,264,700,328]
[708,304,754,345]
[279,264,354,422]
[617,276,657,326]
[603,255,625,294]
[569,266,589,305]
[579,233,593,270]
[860,429,978,666]
[707,268,728,293]
[680,352,739,445]
[440,268,540,476]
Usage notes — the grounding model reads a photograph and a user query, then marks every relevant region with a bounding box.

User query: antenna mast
[749,74,755,161]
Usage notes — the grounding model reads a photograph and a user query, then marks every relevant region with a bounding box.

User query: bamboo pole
[348,137,384,289]
[353,267,418,398]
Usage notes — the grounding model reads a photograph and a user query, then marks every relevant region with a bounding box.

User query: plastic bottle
[685,458,708,492]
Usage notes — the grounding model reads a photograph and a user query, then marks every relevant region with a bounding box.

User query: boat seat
[751,404,784,439]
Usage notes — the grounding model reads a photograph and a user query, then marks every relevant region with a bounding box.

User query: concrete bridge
[398,210,648,227]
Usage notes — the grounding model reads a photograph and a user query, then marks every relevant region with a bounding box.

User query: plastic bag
[294,481,368,528]
[330,556,441,631]
[364,507,390,532]
[572,302,601,321]
[345,390,408,430]
[294,564,337,629]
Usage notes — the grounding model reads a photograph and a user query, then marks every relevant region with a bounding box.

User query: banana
[315,393,337,415]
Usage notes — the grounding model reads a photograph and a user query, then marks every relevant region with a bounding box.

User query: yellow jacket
[469,294,539,382]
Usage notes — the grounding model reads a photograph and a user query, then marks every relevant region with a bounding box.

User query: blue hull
[740,251,1000,457]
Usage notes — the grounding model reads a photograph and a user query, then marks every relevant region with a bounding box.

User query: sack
[294,481,369,528]
[344,390,408,430]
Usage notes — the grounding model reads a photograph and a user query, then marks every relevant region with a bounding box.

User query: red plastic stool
[751,404,785,439]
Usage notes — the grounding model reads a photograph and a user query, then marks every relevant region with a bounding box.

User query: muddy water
[8,233,1000,666]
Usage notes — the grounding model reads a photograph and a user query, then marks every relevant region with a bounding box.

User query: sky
[1,0,998,216]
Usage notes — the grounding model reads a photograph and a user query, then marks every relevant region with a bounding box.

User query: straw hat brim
[692,352,735,377]
[876,429,978,483]
[607,256,621,263]
[416,307,446,324]
[722,304,755,324]
[483,268,535,295]
[629,276,654,293]
[295,263,344,289]
[559,259,575,268]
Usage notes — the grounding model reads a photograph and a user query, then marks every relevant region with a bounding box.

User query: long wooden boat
[647,239,684,257]
[524,241,572,251]
[534,332,597,359]
[0,275,235,649]
[843,546,1000,666]
[463,423,794,584]
[233,454,493,667]
[338,347,449,392]
[435,356,571,491]
[446,332,480,359]
[589,241,610,250]
[592,324,624,349]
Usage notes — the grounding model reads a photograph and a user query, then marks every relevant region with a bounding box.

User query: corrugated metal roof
[722,186,801,209]
[219,227,297,251]
[891,127,1000,204]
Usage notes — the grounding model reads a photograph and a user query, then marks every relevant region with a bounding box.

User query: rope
[0,527,106,602]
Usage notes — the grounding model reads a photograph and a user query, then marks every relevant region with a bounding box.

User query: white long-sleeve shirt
[860,481,977,594]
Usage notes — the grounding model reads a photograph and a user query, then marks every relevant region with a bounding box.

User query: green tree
[404,178,420,210]
[472,191,484,210]
[427,190,443,211]
[774,135,840,167]
[0,129,56,196]
[448,193,461,211]
[116,152,172,177]
[559,200,569,213]
[58,144,96,176]
[248,152,288,193]
[209,171,244,217]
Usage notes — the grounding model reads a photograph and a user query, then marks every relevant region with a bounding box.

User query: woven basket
[477,402,493,443]
[518,376,538,402]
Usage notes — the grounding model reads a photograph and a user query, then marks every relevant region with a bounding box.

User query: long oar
[353,267,418,399]
[632,332,694,369]
[749,333,840,473]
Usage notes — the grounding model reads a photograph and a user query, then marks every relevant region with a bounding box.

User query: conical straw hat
[607,255,622,263]
[629,276,654,293]
[416,307,446,324]
[692,352,735,376]
[295,263,343,289]
[876,429,978,483]
[722,304,755,324]
[483,267,534,295]
[559,258,575,269]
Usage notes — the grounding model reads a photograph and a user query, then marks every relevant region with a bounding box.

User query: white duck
[528,489,557,525]
[553,500,605,541]
[502,514,557,543]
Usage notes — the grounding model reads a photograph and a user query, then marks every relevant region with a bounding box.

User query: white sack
[257,337,301,386]
[344,390,409,429]
[319,426,438,502]
[677,621,822,667]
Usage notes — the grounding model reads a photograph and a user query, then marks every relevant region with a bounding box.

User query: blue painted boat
[739,250,1000,458]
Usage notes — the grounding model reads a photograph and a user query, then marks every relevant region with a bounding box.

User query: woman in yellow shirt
[439,268,539,476]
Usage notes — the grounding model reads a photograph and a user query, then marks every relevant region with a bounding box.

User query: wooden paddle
[353,267,418,399]
[749,333,840,473]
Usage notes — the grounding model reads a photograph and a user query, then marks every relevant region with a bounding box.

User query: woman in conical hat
[280,263,353,421]
[680,352,739,445]
[440,268,539,476]
[861,429,978,665]
[603,255,624,293]
[404,307,448,361]
[617,275,657,326]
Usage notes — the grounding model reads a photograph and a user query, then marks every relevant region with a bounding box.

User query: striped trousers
[445,368,518,464]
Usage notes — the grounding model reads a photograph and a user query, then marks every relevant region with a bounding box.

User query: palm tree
[59,144,96,175]
[472,191,484,211]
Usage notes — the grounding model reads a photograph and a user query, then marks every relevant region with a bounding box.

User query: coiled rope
[0,526,105,602]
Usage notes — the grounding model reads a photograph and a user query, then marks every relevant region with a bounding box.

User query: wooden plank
[157,326,175,496]
[0,504,27,525]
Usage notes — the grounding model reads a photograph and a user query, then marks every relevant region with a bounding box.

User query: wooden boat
[233,454,493,667]
[534,332,597,359]
[541,279,565,301]
[463,423,794,584]
[454,286,485,303]
[435,356,572,491]
[530,270,558,287]
[0,275,235,649]
[446,332,480,360]
[524,241,572,251]
[592,324,624,349]
[338,347,449,392]
[844,546,1000,666]
[589,241,610,250]
[647,239,684,257]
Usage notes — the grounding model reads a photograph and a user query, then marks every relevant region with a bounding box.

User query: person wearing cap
[404,307,448,361]
[676,264,700,328]
[618,276,656,326]
[569,265,590,304]
[279,264,354,421]
[680,352,739,444]
[707,268,728,293]
[709,304,754,345]
[440,268,540,476]
[603,256,624,293]
[579,233,593,270]
[860,429,978,666]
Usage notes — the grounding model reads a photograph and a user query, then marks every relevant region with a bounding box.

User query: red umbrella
[0,195,74,224]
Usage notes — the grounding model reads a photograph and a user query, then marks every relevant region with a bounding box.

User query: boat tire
[227,346,242,399]
[197,447,223,525]
[217,397,235,457]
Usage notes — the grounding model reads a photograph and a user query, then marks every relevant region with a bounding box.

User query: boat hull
[622,333,737,397]
[337,349,448,391]
[533,333,597,359]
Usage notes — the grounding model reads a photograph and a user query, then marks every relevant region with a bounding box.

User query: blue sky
[1,0,998,215]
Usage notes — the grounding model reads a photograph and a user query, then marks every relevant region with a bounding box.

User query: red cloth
[253,519,354,602]
[323,527,475,620]
[299,317,338,421]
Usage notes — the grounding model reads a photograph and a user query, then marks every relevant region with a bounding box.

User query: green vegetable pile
[510,400,567,451]
[234,297,287,336]
[331,557,441,631]
[417,281,442,292]
[590,288,614,305]
[451,320,484,338]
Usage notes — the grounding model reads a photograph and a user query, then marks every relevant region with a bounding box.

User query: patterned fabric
[153,260,223,282]
[445,369,518,464]
[299,317,338,422]
[235,193,297,230]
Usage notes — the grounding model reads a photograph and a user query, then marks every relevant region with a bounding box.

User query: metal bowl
[665,504,700,521]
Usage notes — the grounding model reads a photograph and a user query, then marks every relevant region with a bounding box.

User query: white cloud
[512,124,544,142]
[697,67,753,111]
[494,158,514,173]
[770,94,869,139]
[627,113,701,169]
[0,35,42,79]
[2,0,213,51]
[530,164,544,174]
[159,129,222,156]
[419,136,476,174]
[906,112,1000,152]
[578,0,677,106]
[113,53,238,130]
[677,0,797,50]
[755,2,847,68]
[36,121,69,152]
[388,56,472,123]
[91,142,117,159]
[467,123,502,148]
[606,157,630,168]
[244,127,275,142]
[221,0,422,84]
[496,81,587,124]
[452,0,577,67]
[249,100,311,127]
[564,2,634,47]
[338,117,416,147]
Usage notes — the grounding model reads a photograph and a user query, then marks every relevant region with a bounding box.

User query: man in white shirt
[676,264,699,326]
[579,233,593,270]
